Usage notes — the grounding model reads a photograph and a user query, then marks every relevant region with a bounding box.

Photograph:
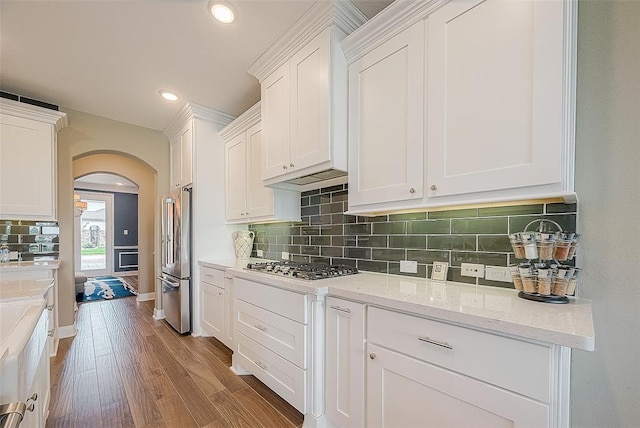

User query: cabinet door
[246,123,275,219]
[367,343,548,428]
[290,28,331,172]
[0,115,55,219]
[180,123,193,187]
[201,282,225,339]
[224,135,248,221]
[262,62,291,180]
[427,0,564,197]
[170,137,181,189]
[325,298,365,428]
[348,21,425,207]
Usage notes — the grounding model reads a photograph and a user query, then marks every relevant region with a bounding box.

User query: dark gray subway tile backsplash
[249,184,577,289]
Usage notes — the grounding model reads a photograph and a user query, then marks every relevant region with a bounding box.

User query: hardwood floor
[47,297,303,428]
[118,275,139,293]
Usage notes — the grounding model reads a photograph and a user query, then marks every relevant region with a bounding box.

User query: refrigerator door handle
[158,276,180,289]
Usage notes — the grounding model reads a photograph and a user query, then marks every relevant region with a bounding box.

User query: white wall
[572,1,640,426]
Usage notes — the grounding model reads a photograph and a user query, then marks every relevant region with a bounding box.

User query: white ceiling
[0,0,391,131]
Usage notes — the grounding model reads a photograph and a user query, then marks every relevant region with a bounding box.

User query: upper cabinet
[220,102,300,224]
[248,0,367,190]
[0,99,67,220]
[342,0,577,215]
[169,122,193,189]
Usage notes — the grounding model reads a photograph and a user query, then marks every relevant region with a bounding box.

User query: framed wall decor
[431,261,449,281]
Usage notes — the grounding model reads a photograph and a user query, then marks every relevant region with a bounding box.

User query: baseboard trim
[115,271,138,277]
[153,308,165,320]
[58,323,77,339]
[137,292,155,302]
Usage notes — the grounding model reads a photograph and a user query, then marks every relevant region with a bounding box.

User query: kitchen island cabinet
[0,99,67,220]
[342,0,577,215]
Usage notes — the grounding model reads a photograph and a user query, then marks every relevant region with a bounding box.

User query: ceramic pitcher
[233,230,255,259]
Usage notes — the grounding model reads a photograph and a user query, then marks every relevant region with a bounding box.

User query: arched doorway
[73,152,157,303]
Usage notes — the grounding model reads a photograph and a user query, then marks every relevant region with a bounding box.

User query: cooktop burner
[246,261,358,280]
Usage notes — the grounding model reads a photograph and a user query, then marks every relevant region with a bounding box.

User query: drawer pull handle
[369,353,376,360]
[330,305,351,314]
[47,330,55,337]
[418,336,453,350]
[255,325,267,332]
[255,361,267,370]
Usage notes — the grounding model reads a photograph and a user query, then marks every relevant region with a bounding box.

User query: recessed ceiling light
[208,1,236,24]
[159,90,179,101]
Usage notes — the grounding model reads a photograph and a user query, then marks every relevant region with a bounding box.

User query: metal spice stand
[510,219,577,304]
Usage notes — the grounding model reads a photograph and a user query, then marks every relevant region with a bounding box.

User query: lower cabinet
[325,297,365,428]
[200,266,233,349]
[326,304,570,428]
[232,277,309,414]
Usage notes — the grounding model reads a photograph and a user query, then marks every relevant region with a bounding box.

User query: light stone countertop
[0,278,55,301]
[0,260,61,272]
[199,259,595,351]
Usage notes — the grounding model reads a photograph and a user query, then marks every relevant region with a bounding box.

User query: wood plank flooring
[47,297,303,428]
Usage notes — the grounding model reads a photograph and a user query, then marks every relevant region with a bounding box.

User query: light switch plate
[256,249,264,257]
[123,229,128,235]
[461,263,485,278]
[281,251,290,260]
[400,260,418,273]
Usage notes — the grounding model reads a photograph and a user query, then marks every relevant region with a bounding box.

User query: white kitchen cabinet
[200,266,225,344]
[232,276,309,413]
[223,274,234,348]
[342,0,577,214]
[367,343,548,428]
[220,102,300,224]
[169,122,193,189]
[364,306,568,428]
[426,0,566,200]
[0,99,67,220]
[248,1,366,189]
[347,20,425,207]
[325,297,365,428]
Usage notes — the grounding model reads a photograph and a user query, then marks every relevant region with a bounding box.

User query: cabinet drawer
[368,307,551,403]
[234,277,307,324]
[235,332,306,413]
[236,299,306,369]
[200,266,224,286]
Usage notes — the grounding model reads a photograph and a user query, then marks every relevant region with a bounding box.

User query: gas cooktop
[245,261,358,280]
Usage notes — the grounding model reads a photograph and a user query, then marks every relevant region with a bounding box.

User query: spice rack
[509,219,581,304]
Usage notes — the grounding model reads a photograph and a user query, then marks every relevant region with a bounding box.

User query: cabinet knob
[409,187,416,194]
[290,163,294,168]
[48,330,55,337]
[47,304,54,311]
[369,353,377,360]
[29,393,38,402]
[283,165,288,170]
[431,185,437,191]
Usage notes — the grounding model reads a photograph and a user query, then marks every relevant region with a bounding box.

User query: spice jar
[567,233,580,260]
[518,263,532,277]
[509,233,526,259]
[566,268,581,295]
[554,232,575,261]
[552,278,568,296]
[536,232,556,261]
[512,274,524,291]
[521,275,537,293]
[521,232,538,260]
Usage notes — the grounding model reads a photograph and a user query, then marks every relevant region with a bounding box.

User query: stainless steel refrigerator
[160,187,191,333]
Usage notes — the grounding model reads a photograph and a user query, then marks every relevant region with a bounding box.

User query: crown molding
[0,98,68,131]
[248,0,367,82]
[163,101,235,139]
[341,0,449,63]
[219,102,261,141]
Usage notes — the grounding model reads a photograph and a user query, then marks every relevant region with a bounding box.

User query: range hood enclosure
[248,0,367,191]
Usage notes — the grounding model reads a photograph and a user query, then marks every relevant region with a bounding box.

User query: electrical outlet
[461,263,485,278]
[400,260,418,273]
[485,266,512,282]
[281,251,290,260]
[256,249,264,258]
